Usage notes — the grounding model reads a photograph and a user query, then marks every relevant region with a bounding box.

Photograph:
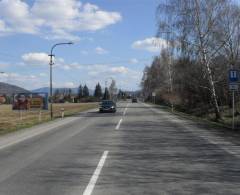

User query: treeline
[53,79,118,103]
[142,0,240,121]
[77,83,111,102]
[53,84,91,103]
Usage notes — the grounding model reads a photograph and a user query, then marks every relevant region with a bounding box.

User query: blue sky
[0,0,165,91]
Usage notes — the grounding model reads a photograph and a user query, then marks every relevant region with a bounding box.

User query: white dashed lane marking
[123,103,129,116]
[83,151,109,195]
[116,118,123,130]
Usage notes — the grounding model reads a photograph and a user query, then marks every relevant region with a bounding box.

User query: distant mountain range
[0,82,95,96]
[0,82,29,95]
[32,87,94,96]
[0,82,138,97]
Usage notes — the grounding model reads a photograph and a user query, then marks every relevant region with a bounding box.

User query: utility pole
[228,69,239,130]
[49,42,73,120]
[49,54,54,120]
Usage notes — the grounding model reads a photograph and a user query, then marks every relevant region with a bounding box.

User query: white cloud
[6,53,142,90]
[22,52,65,66]
[95,47,108,55]
[76,3,122,31]
[0,0,122,40]
[2,62,142,90]
[0,0,43,35]
[2,72,39,83]
[63,82,77,88]
[0,20,5,31]
[44,29,81,41]
[0,72,8,78]
[84,64,141,90]
[1,70,79,90]
[132,37,168,53]
[39,73,47,77]
[129,58,138,64]
[2,72,51,90]
[22,52,49,65]
[62,65,72,70]
[110,66,129,74]
[0,20,10,34]
[60,62,134,78]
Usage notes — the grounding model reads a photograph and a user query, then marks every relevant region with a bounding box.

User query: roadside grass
[0,103,97,135]
[148,103,240,130]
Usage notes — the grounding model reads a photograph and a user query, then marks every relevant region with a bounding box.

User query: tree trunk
[203,50,221,120]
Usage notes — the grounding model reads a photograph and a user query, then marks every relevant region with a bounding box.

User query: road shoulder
[0,108,98,150]
[143,102,240,158]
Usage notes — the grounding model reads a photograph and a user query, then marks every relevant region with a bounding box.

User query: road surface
[0,101,240,195]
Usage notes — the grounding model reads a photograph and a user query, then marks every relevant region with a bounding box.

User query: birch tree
[216,2,240,69]
[157,0,232,120]
[109,79,117,100]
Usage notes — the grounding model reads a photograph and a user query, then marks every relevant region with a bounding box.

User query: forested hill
[0,82,29,95]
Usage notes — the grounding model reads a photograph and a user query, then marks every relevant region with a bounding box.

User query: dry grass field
[0,103,97,135]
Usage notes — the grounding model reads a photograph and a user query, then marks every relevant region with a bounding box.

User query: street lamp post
[49,42,73,120]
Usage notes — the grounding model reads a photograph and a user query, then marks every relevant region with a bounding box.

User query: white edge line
[115,118,123,130]
[83,151,109,195]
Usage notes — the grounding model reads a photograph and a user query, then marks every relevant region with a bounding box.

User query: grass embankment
[149,103,240,130]
[0,103,98,135]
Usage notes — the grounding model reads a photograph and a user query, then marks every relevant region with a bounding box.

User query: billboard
[12,93,48,110]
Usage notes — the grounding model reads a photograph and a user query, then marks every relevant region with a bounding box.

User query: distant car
[99,100,117,113]
[132,98,137,103]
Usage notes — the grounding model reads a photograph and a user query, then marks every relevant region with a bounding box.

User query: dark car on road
[99,100,117,113]
[132,98,137,103]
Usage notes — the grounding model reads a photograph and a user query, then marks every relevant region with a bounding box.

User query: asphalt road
[0,101,240,195]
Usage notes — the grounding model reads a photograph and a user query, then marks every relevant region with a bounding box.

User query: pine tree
[94,83,102,98]
[83,85,89,97]
[109,79,117,100]
[103,87,110,100]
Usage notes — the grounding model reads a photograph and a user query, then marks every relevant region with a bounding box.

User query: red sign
[12,93,48,110]
[0,95,6,104]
